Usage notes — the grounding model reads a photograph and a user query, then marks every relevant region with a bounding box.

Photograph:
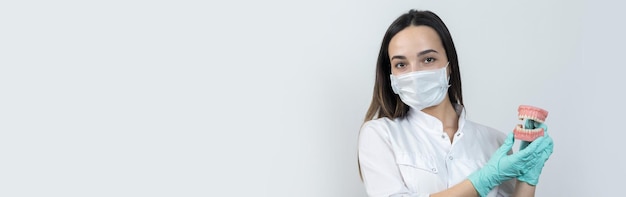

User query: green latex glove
[518,119,554,186]
[468,132,553,197]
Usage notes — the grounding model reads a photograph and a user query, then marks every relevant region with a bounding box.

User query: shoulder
[359,117,394,138]
[358,117,402,146]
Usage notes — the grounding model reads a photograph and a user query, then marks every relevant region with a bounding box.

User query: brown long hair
[364,10,464,122]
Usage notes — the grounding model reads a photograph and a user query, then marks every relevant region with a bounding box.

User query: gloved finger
[511,139,544,161]
[534,122,549,134]
[520,121,548,151]
[520,141,530,150]
[523,136,553,156]
[524,119,535,129]
[519,119,534,150]
[507,147,540,170]
[515,136,550,161]
[540,137,554,156]
[519,137,554,172]
[533,147,554,167]
[545,142,554,155]
[537,148,554,163]
[504,132,515,145]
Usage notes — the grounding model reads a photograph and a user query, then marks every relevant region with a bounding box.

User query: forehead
[388,25,445,56]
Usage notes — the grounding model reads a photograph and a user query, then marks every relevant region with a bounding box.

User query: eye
[394,63,406,69]
[424,57,436,64]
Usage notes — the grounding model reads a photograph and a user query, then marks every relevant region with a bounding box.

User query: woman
[358,10,554,197]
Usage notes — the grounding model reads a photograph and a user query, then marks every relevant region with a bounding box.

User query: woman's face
[388,25,449,76]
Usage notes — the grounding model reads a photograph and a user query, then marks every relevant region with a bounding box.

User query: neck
[422,99,459,138]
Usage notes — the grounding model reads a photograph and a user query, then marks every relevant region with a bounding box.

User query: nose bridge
[409,59,421,72]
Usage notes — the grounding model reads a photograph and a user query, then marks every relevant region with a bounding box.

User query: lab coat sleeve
[358,122,430,197]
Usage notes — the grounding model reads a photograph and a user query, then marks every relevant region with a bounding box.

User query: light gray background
[1,0,624,196]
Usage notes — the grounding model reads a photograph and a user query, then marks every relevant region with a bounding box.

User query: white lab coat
[358,105,514,197]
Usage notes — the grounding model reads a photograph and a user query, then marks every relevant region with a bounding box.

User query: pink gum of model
[513,105,549,141]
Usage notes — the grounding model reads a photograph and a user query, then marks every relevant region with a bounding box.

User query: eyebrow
[390,49,439,60]
[418,49,438,57]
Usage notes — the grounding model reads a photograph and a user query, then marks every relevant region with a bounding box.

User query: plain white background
[1,0,624,196]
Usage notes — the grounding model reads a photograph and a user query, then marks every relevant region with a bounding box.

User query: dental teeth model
[513,105,549,141]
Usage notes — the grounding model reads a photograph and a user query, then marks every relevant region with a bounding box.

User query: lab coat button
[441,134,445,139]
[449,156,453,160]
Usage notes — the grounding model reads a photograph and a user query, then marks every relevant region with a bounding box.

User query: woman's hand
[468,132,552,197]
[517,119,554,186]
